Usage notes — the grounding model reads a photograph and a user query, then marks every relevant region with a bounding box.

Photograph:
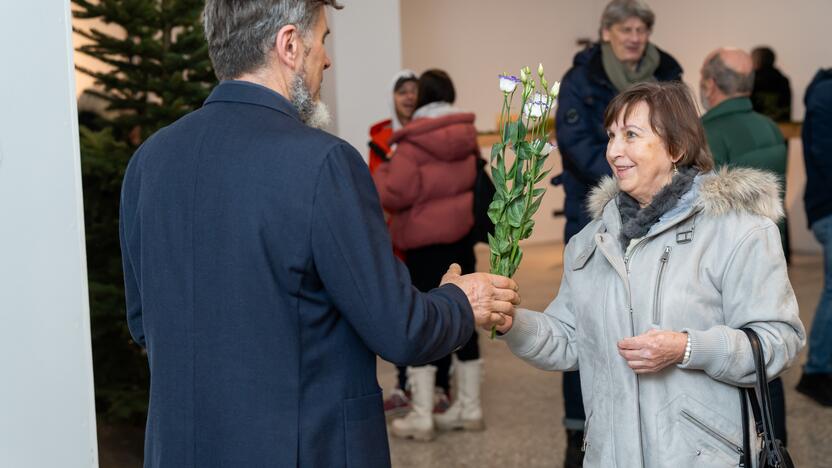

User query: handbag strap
[740,389,752,467]
[741,327,788,467]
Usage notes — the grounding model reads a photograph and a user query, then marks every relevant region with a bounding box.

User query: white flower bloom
[523,93,548,119]
[541,142,554,156]
[550,81,561,98]
[499,75,520,93]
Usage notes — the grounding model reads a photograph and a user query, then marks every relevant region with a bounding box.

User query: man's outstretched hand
[440,263,520,330]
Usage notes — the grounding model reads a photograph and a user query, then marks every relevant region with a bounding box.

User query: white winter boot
[434,359,484,431]
[390,365,436,441]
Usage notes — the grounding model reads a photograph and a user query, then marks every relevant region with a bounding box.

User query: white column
[0,1,99,467]
[323,1,403,162]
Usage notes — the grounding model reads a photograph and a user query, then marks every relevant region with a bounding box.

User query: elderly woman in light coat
[498,82,805,467]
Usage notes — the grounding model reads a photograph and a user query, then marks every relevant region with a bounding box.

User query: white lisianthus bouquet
[489,65,560,337]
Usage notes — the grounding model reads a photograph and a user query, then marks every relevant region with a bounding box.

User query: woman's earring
[673,162,679,175]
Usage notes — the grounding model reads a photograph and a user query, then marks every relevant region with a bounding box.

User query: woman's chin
[616,178,635,194]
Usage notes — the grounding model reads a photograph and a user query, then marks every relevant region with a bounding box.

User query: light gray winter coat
[503,167,805,468]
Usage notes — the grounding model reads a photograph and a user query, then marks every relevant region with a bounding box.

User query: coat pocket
[343,392,390,468]
[658,393,743,467]
[679,409,743,460]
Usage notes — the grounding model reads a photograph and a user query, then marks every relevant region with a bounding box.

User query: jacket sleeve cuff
[500,308,541,356]
[435,283,475,327]
[677,327,730,375]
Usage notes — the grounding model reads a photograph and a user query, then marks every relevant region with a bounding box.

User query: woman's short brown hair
[603,81,714,172]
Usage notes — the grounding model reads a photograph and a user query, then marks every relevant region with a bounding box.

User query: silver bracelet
[682,334,692,364]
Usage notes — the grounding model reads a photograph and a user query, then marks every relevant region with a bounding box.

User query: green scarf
[601,42,661,92]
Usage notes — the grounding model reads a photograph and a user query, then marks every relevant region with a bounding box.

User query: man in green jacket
[699,46,790,446]
[700,47,789,254]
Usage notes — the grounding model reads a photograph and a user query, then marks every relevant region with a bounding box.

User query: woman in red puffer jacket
[373,69,483,441]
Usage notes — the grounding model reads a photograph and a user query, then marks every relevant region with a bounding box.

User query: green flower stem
[489,72,555,339]
[499,93,509,141]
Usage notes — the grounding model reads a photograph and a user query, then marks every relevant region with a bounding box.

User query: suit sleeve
[119,156,145,348]
[679,224,806,385]
[311,142,475,365]
[555,71,612,186]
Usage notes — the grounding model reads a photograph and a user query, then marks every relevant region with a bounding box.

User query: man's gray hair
[702,53,755,96]
[600,0,655,32]
[203,0,343,81]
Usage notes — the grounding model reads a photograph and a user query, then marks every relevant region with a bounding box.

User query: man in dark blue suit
[118,2,519,467]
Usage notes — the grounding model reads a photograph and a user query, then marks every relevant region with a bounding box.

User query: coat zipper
[652,247,672,325]
[623,237,649,275]
[680,409,744,457]
[581,411,593,452]
[621,238,646,467]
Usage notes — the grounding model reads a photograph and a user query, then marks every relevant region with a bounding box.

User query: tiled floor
[382,242,832,467]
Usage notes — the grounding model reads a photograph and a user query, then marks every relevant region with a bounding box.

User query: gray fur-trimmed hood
[587,166,784,223]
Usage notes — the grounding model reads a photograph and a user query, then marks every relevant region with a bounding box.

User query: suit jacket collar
[205,80,301,121]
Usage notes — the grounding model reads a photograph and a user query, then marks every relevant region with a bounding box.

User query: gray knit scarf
[601,42,660,92]
[617,166,698,250]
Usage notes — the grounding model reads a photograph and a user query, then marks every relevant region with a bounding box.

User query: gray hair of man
[203,0,343,81]
[702,53,755,96]
[599,0,655,36]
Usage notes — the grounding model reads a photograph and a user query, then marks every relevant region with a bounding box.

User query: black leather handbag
[739,328,795,468]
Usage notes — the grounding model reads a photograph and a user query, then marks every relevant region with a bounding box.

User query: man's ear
[275,24,302,70]
[702,78,715,98]
[601,27,611,43]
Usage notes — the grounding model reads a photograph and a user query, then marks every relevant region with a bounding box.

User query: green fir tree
[73,0,216,422]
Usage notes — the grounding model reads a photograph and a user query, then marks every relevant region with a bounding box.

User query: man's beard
[290,71,331,129]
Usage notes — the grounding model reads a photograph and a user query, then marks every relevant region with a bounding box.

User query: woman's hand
[495,314,514,334]
[617,329,687,374]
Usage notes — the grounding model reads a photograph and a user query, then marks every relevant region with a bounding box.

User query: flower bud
[550,81,561,98]
[538,63,544,77]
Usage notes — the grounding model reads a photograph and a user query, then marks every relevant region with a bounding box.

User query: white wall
[401,0,831,251]
[325,1,403,160]
[650,0,831,121]
[0,2,99,467]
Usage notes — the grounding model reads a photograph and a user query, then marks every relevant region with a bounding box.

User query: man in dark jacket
[796,68,832,407]
[699,47,790,444]
[119,2,519,467]
[553,1,682,465]
[751,46,792,123]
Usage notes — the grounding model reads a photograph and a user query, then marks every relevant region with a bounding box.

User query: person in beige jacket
[499,82,805,467]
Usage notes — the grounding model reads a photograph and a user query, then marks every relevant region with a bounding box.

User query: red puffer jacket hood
[373,111,478,250]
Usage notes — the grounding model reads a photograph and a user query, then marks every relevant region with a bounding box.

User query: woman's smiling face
[606,101,678,206]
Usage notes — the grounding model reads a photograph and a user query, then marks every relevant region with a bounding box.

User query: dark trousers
[396,236,479,392]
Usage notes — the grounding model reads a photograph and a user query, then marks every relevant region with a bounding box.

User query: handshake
[439,263,519,333]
